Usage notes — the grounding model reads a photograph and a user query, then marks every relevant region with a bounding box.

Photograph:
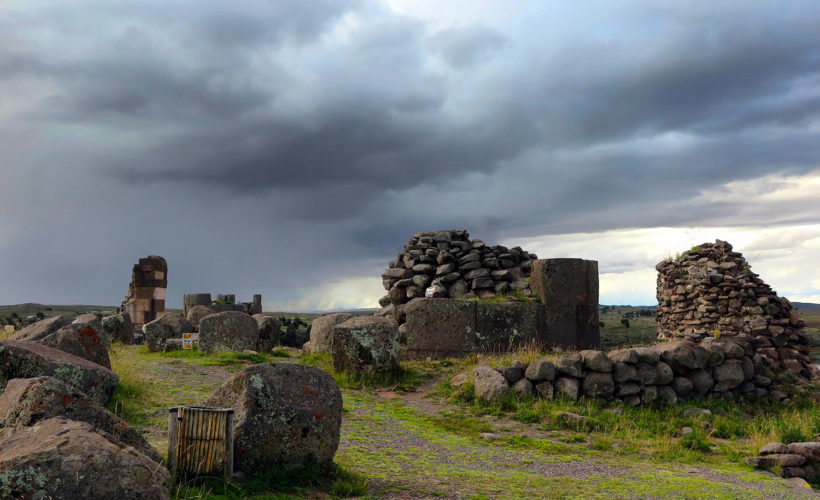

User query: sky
[1,1,820,311]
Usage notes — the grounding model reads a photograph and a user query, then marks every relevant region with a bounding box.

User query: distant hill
[794,302,820,311]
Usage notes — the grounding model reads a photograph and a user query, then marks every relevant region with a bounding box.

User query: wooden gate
[168,405,234,478]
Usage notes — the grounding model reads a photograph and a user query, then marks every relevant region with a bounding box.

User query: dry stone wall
[381,229,538,309]
[656,240,817,382]
[459,337,777,405]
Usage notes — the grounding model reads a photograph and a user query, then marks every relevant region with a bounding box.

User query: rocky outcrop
[0,340,118,404]
[38,322,111,369]
[453,338,772,405]
[198,311,259,353]
[0,417,170,499]
[381,230,538,319]
[302,313,353,354]
[203,363,342,475]
[0,376,160,463]
[656,240,817,382]
[331,316,401,375]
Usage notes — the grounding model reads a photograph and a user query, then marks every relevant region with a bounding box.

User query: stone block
[531,258,598,306]
[403,298,477,358]
[474,301,545,351]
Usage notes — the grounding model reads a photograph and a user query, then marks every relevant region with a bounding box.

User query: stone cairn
[120,255,167,329]
[380,229,538,314]
[655,240,817,383]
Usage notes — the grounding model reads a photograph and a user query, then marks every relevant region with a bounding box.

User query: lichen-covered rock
[186,305,215,331]
[0,417,170,500]
[38,323,111,369]
[650,341,710,374]
[0,340,118,405]
[0,376,160,463]
[331,316,401,375]
[535,381,554,399]
[608,348,638,364]
[203,363,342,474]
[525,359,556,382]
[199,311,260,353]
[102,313,134,344]
[511,378,534,397]
[472,365,509,401]
[304,313,354,354]
[613,362,639,383]
[253,314,281,352]
[688,369,714,395]
[9,316,69,342]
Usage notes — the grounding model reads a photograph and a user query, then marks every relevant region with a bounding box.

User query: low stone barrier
[455,337,777,406]
[747,441,820,483]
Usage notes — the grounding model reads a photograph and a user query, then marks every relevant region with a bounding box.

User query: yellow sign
[182,332,193,350]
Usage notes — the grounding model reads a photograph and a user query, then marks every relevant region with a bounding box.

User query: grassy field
[101,343,819,499]
[2,303,818,497]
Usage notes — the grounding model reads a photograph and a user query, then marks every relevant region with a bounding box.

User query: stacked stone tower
[121,255,167,329]
[656,240,815,382]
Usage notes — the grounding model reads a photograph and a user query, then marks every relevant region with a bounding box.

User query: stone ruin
[183,293,263,316]
[120,255,167,329]
[656,240,817,383]
[380,229,539,307]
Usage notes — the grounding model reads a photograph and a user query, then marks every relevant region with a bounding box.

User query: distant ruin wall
[121,255,167,328]
[656,240,816,382]
[183,293,263,316]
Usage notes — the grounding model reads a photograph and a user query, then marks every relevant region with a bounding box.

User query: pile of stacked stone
[380,229,538,312]
[747,440,820,482]
[455,338,776,406]
[656,240,817,382]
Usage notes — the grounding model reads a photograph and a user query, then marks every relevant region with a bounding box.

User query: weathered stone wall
[381,230,538,308]
[460,338,778,405]
[656,240,816,382]
[121,255,167,328]
[183,293,263,316]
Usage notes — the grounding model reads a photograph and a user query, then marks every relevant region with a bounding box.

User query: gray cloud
[1,1,819,308]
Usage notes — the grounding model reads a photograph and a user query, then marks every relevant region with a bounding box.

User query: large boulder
[303,313,353,354]
[8,316,69,342]
[203,363,343,475]
[198,312,260,353]
[0,417,170,499]
[0,340,118,404]
[186,305,215,331]
[156,312,193,336]
[331,316,401,375]
[253,314,281,352]
[38,323,111,369]
[0,376,160,463]
[102,313,134,344]
[142,319,175,353]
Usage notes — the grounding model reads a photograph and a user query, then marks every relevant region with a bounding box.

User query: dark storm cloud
[1,1,820,309]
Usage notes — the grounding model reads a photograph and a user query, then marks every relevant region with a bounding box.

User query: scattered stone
[0,340,118,405]
[331,316,401,375]
[555,411,587,426]
[253,314,281,352]
[303,313,354,354]
[199,311,260,353]
[0,417,171,499]
[102,312,134,344]
[0,376,160,463]
[680,427,693,436]
[8,316,69,342]
[204,363,342,474]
